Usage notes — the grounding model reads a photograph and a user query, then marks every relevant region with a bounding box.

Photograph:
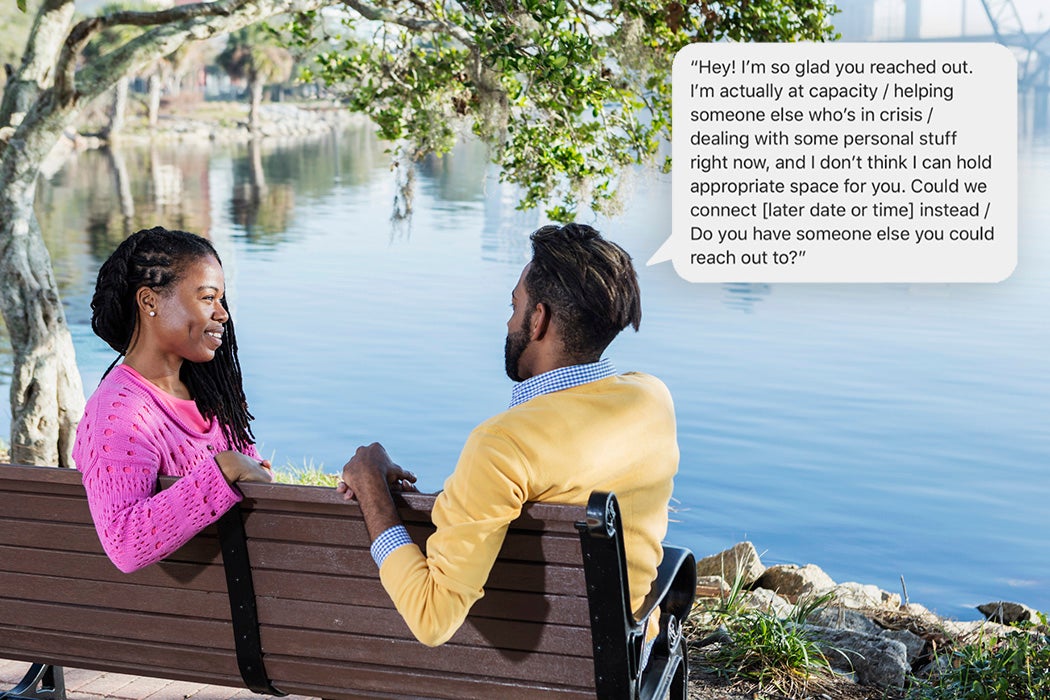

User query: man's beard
[504,323,530,383]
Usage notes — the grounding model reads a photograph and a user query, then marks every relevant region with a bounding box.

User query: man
[339,223,678,647]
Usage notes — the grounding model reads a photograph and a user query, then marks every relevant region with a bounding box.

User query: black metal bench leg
[670,649,687,700]
[1,663,66,700]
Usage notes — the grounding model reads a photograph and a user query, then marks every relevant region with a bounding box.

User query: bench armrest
[637,545,697,628]
[576,492,695,699]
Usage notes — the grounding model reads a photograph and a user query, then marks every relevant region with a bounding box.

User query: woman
[74,226,273,573]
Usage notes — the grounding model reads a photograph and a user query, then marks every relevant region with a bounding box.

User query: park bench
[0,463,696,699]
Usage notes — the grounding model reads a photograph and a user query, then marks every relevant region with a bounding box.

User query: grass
[688,560,839,696]
[272,459,340,487]
[906,614,1050,700]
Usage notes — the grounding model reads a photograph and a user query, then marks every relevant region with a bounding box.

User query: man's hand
[338,443,417,501]
[214,451,275,484]
[338,442,417,541]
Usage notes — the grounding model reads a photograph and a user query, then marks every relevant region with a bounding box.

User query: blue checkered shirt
[370,358,618,568]
[509,358,616,408]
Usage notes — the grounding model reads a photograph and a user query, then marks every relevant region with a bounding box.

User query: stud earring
[148,311,156,317]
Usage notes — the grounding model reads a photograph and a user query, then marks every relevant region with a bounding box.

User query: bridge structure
[847,0,1050,89]
[978,0,1050,89]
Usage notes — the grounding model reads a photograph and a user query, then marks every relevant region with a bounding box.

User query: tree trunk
[0,173,85,467]
[104,75,129,140]
[248,74,264,132]
[1,0,329,466]
[148,73,161,129]
[0,0,82,467]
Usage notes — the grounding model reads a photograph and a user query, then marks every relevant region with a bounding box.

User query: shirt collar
[509,358,616,408]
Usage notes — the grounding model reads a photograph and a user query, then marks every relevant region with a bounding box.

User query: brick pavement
[0,658,319,700]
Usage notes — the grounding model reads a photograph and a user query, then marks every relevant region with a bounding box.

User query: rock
[754,563,836,603]
[942,619,1014,641]
[832,582,901,610]
[695,575,731,599]
[806,605,883,636]
[884,628,927,663]
[695,542,765,587]
[977,600,1039,624]
[806,626,910,687]
[743,588,793,618]
[806,605,927,665]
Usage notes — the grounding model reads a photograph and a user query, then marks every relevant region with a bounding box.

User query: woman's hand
[214,451,275,484]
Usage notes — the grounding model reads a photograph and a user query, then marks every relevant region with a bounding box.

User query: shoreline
[687,541,1047,697]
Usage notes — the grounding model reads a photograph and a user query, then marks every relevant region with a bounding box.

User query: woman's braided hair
[91,226,255,452]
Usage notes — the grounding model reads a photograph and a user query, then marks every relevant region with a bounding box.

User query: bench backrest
[0,464,602,699]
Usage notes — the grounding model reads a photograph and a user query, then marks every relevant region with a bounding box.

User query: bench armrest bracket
[575,491,696,700]
[217,503,286,697]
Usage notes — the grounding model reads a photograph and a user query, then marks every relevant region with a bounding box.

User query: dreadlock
[90,226,255,452]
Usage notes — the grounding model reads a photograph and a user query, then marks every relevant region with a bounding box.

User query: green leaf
[17,0,26,12]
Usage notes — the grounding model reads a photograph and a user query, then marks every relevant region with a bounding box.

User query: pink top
[73,364,259,573]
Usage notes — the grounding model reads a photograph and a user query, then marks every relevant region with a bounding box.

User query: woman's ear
[136,287,157,318]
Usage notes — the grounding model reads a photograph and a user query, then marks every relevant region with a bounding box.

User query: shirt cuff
[370,525,412,567]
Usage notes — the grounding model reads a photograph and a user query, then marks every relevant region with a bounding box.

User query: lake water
[16,113,1049,622]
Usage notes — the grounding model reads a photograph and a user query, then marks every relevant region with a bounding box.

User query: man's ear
[530,302,551,341]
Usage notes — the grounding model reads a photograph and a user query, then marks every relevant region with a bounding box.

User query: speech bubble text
[651,43,1017,283]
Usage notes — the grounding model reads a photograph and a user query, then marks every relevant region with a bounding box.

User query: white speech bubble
[651,42,1017,283]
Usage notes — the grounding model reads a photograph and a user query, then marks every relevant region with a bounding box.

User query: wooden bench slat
[243,512,584,564]
[0,545,228,591]
[0,571,231,619]
[0,627,241,680]
[266,657,595,700]
[0,519,225,566]
[252,570,592,625]
[260,627,594,687]
[258,599,591,656]
[0,599,232,649]
[0,492,94,525]
[235,481,587,534]
[244,541,587,595]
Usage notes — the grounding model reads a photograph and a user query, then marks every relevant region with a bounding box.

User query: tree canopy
[0,0,837,466]
[291,0,838,219]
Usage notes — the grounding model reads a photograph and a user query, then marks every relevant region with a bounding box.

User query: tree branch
[55,0,245,99]
[0,0,75,127]
[341,0,476,48]
[70,0,330,104]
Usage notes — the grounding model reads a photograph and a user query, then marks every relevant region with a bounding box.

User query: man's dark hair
[525,223,641,362]
[90,226,254,452]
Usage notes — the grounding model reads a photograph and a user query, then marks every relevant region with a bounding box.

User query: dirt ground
[687,661,904,700]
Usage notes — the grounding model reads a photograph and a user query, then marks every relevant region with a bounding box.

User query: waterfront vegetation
[683,556,1050,699]
[907,615,1050,700]
[688,595,1050,699]
[274,459,339,487]
[687,570,841,697]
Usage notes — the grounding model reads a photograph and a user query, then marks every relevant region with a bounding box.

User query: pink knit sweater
[73,365,258,573]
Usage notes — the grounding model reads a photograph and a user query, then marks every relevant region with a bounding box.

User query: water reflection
[230,139,296,242]
[722,283,772,313]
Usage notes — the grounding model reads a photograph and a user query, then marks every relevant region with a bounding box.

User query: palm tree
[216,26,294,133]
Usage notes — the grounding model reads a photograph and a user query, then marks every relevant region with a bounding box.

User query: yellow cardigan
[379,372,679,646]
